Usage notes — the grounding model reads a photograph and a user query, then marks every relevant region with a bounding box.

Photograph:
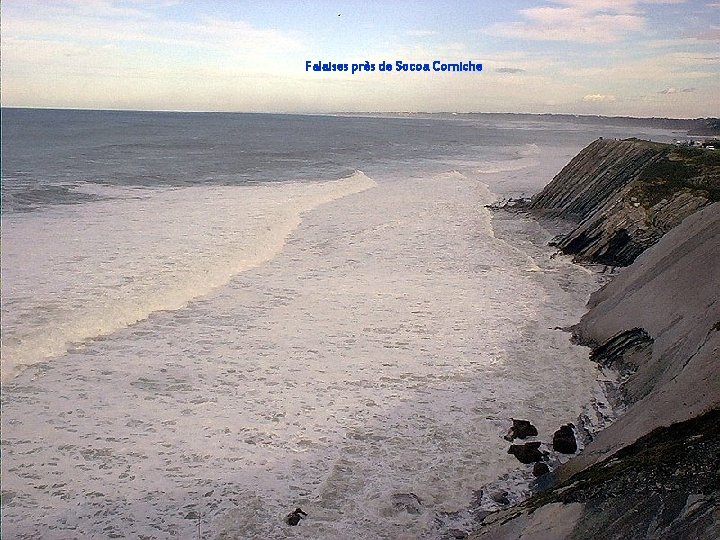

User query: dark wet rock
[472,509,492,523]
[285,507,307,526]
[553,424,577,454]
[508,441,543,464]
[533,462,550,477]
[391,492,423,514]
[590,328,653,374]
[503,419,538,441]
[486,197,532,211]
[585,327,657,406]
[447,528,468,539]
[474,410,720,540]
[490,491,510,505]
[1,490,17,506]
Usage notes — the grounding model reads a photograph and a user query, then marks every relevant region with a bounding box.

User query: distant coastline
[334,112,720,135]
[3,107,719,136]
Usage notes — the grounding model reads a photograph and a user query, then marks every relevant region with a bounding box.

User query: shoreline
[464,139,720,539]
[3,132,715,537]
[426,203,623,538]
[1,167,607,538]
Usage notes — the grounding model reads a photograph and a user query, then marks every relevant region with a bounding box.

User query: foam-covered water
[1,110,679,538]
[1,172,375,381]
[2,169,604,539]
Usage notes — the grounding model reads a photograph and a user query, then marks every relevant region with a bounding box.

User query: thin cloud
[552,0,686,10]
[496,67,526,73]
[12,0,157,19]
[487,0,688,43]
[696,26,720,40]
[488,8,643,43]
[647,37,710,47]
[564,51,719,81]
[3,2,303,53]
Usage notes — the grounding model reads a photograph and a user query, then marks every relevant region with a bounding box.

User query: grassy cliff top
[629,143,720,207]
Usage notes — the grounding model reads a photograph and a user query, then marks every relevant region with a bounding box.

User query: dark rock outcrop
[508,442,543,464]
[490,491,510,506]
[587,328,654,405]
[532,462,550,477]
[503,419,538,441]
[285,507,307,526]
[589,328,652,374]
[552,424,577,454]
[473,409,720,540]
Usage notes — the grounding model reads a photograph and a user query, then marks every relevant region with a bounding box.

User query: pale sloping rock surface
[470,166,719,540]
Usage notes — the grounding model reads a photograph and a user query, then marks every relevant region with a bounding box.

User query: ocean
[1,109,678,538]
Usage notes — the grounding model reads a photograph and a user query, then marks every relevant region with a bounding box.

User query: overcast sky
[1,0,718,117]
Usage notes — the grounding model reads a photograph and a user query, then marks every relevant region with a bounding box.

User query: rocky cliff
[530,139,720,266]
[472,409,719,540]
[566,203,720,476]
[469,146,720,540]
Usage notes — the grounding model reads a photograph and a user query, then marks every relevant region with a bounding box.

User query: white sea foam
[520,143,541,156]
[2,168,604,539]
[474,159,538,175]
[0,171,376,381]
[449,145,540,176]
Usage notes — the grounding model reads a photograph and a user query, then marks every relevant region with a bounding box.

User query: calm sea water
[1,109,677,538]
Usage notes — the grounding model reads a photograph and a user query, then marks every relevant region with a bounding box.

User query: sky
[1,0,718,117]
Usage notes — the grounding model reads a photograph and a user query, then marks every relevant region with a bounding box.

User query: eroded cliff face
[562,203,720,477]
[529,139,666,221]
[469,149,720,540]
[531,139,720,266]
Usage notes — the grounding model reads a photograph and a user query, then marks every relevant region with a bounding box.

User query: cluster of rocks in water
[504,419,578,477]
[468,140,720,539]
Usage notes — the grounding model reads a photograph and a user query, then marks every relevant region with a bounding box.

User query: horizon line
[2,105,717,122]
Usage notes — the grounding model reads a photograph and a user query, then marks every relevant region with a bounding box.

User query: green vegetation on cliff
[530,138,720,267]
[630,145,720,207]
[474,143,720,540]
[473,410,719,540]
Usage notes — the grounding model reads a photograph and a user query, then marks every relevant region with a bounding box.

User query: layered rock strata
[530,139,720,266]
[469,144,720,539]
